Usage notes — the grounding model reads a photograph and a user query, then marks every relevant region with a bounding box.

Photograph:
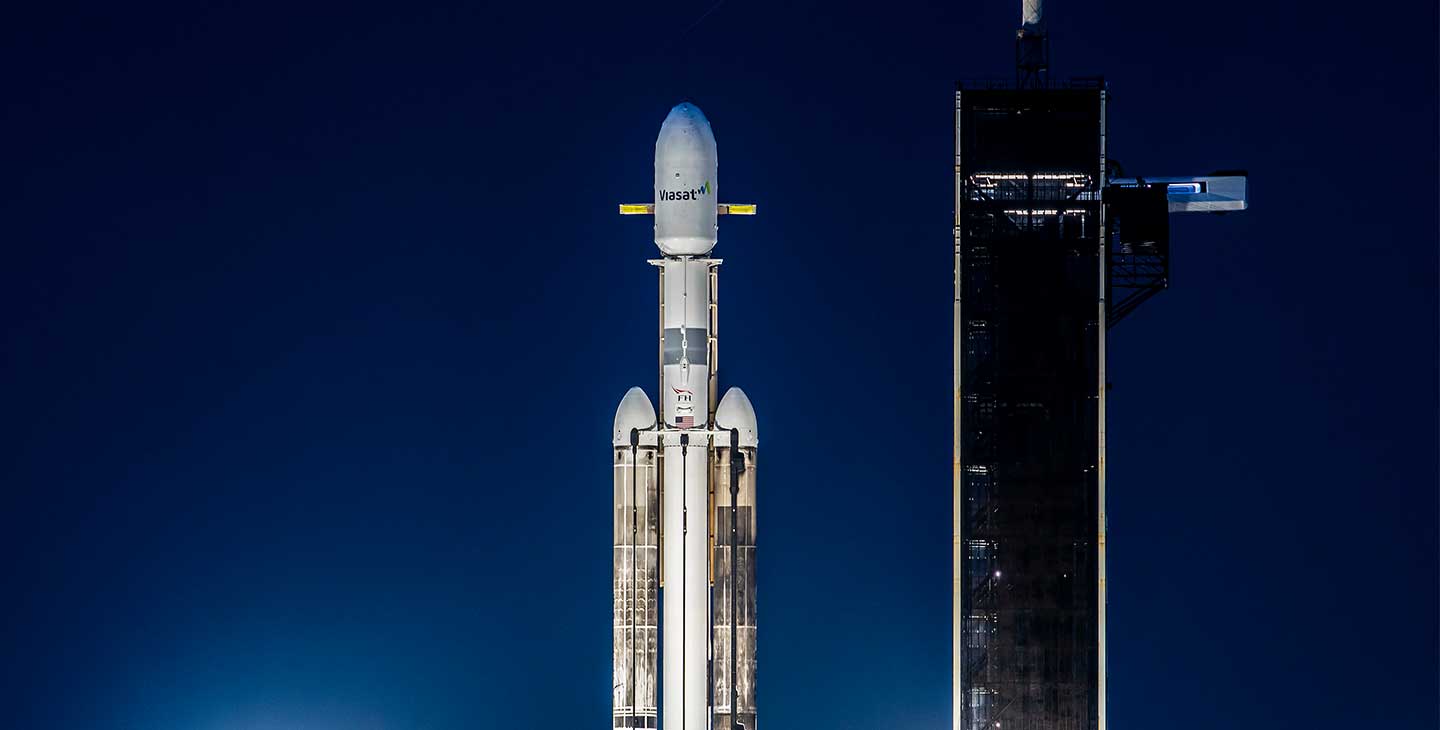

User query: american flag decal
[675,415,695,428]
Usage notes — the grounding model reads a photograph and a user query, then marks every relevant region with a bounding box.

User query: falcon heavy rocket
[611,102,759,730]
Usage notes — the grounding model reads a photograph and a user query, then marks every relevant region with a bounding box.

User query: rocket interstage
[612,103,759,730]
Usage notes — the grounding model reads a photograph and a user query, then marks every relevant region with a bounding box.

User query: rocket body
[655,104,719,433]
[612,103,759,730]
[660,434,710,730]
[656,103,718,730]
[660,259,710,430]
[612,390,659,729]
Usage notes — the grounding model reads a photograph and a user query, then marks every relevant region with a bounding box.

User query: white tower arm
[1110,173,1248,213]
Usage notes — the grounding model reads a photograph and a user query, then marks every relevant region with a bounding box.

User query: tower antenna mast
[1017,0,1049,86]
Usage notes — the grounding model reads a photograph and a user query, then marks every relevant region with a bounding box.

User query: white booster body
[660,258,711,730]
[613,389,659,729]
[660,260,710,429]
[661,433,709,730]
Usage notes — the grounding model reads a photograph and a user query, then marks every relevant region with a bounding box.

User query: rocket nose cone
[716,387,758,448]
[657,102,716,150]
[663,102,710,128]
[613,387,656,446]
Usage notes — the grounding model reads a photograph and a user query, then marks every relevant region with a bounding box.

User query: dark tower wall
[954,84,1106,730]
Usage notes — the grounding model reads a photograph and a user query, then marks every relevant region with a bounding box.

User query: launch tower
[951,4,1247,730]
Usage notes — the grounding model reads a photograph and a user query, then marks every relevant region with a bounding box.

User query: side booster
[613,103,759,730]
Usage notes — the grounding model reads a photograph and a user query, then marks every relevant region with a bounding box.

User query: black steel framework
[1105,184,1171,327]
[956,84,1105,730]
[1016,31,1049,88]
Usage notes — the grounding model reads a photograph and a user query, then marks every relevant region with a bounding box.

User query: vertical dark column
[957,85,1104,730]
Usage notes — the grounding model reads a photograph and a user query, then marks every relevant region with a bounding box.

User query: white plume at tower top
[654,103,719,257]
[613,387,656,445]
[716,387,758,448]
[1022,0,1044,29]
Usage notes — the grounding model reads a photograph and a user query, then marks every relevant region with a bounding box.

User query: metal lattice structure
[1105,185,1171,328]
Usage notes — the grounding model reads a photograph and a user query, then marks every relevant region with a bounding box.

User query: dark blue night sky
[2,1,1435,728]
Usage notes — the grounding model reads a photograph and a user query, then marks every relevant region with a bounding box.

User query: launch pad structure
[950,4,1247,730]
[604,11,1247,730]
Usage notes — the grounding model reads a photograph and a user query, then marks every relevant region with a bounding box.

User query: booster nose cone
[613,387,657,446]
[654,102,719,257]
[715,387,758,448]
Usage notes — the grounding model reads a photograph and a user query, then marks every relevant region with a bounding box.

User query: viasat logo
[659,181,711,201]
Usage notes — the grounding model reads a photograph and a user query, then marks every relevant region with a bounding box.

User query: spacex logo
[658,181,711,201]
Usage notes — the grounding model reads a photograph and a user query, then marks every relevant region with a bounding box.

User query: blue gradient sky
[2,1,1436,728]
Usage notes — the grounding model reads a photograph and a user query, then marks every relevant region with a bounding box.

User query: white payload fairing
[612,103,759,730]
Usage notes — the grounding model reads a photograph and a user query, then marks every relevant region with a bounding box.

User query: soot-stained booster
[613,103,759,730]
